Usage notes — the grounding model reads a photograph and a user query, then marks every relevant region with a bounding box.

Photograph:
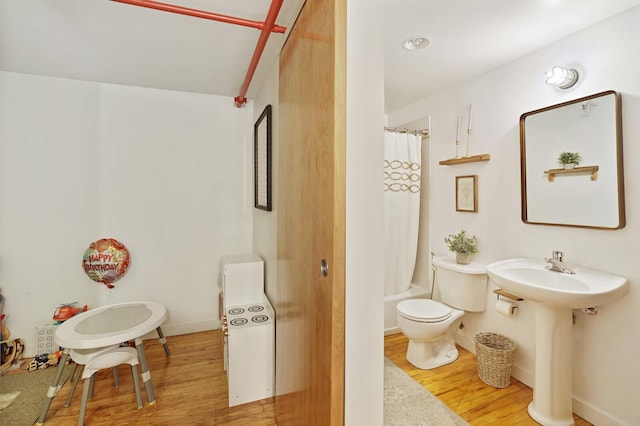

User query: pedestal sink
[487,258,628,426]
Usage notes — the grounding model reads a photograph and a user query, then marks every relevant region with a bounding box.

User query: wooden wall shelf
[543,165,599,182]
[493,288,523,301]
[439,153,490,165]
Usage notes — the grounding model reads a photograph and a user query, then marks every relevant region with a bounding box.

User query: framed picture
[456,175,478,212]
[254,105,272,211]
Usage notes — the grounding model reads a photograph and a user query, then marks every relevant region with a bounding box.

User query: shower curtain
[384,131,421,296]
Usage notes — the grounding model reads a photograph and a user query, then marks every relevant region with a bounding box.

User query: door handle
[320,259,328,277]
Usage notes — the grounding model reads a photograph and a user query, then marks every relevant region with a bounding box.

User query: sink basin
[487,258,628,425]
[487,258,628,309]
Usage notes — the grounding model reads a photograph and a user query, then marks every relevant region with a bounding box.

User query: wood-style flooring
[14,330,591,425]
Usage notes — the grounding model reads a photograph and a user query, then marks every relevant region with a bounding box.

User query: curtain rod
[384,127,430,137]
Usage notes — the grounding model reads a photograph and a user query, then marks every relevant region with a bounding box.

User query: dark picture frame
[254,105,272,211]
[456,175,478,212]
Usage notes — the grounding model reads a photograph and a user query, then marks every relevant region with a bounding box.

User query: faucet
[545,250,575,274]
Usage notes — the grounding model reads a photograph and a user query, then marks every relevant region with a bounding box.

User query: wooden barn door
[275,0,346,424]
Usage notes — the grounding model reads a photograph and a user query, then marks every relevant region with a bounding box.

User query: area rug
[0,364,74,426]
[384,357,469,426]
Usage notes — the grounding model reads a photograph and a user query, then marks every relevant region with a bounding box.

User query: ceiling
[0,0,304,105]
[1,0,639,113]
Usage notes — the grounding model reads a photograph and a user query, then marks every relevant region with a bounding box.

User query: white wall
[345,0,385,424]
[0,71,253,356]
[388,6,640,425]
[0,73,101,353]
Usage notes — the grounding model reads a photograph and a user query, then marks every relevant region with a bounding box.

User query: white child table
[37,301,170,425]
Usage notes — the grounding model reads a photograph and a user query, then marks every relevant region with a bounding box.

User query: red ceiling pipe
[234,0,284,107]
[111,0,287,34]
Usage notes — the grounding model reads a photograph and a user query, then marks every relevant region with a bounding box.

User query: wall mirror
[520,90,625,229]
[254,104,272,211]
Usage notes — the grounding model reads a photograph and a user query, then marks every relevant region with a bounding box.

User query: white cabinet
[218,254,274,407]
[225,295,275,407]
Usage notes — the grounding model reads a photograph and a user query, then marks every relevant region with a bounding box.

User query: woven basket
[474,332,516,388]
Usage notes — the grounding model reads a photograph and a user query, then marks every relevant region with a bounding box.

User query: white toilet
[397,256,487,369]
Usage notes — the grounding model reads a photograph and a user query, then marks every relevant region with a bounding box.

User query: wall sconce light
[545,66,579,89]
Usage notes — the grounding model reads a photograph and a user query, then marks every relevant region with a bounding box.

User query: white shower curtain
[384,131,421,296]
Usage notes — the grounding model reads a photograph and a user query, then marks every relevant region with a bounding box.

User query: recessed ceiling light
[402,37,430,51]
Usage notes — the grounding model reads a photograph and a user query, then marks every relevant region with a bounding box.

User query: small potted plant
[444,229,479,264]
[557,151,581,169]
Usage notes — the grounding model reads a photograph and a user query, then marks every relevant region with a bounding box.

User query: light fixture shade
[545,66,579,89]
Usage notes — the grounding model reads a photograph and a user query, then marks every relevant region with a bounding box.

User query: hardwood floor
[22,330,591,425]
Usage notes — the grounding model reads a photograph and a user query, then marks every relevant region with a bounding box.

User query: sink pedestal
[528,303,575,426]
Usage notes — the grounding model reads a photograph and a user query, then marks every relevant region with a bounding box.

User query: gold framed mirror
[520,90,625,229]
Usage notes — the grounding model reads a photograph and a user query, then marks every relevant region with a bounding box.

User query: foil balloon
[82,238,130,288]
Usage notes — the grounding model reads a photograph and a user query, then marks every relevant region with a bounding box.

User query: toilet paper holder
[493,288,523,302]
[494,290,521,317]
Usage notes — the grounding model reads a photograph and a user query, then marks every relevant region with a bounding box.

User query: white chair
[65,345,143,426]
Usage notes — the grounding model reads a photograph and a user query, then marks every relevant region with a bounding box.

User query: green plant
[444,229,478,255]
[557,151,581,165]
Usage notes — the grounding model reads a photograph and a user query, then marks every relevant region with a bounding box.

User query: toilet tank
[432,256,487,312]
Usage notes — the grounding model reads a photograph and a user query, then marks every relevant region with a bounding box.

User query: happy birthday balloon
[82,238,130,288]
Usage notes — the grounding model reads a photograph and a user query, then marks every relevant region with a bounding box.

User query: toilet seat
[397,299,452,323]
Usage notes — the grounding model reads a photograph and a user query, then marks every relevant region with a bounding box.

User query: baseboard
[141,319,219,340]
[572,396,627,426]
[454,332,474,353]
[16,320,220,358]
[384,326,401,336]
[510,364,533,388]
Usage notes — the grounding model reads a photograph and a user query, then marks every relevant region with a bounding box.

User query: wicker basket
[474,332,516,388]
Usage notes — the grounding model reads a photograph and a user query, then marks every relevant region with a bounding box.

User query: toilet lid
[397,299,452,323]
